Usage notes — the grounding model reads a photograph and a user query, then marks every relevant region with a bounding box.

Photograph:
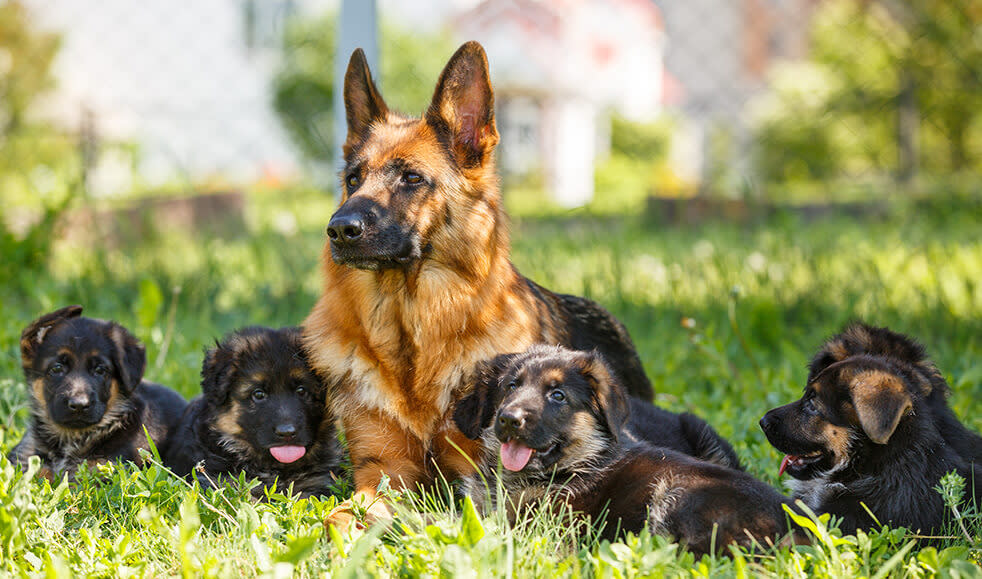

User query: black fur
[164,327,343,498]
[761,323,982,534]
[8,306,187,479]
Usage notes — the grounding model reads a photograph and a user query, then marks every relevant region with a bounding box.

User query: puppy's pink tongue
[500,441,534,472]
[270,445,306,464]
[779,455,793,476]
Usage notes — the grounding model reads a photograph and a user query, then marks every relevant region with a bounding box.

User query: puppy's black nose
[497,408,526,433]
[274,423,297,440]
[759,413,776,433]
[67,396,91,412]
[326,215,363,245]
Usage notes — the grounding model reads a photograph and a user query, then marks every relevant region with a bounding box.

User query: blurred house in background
[455,0,667,206]
[22,0,309,195]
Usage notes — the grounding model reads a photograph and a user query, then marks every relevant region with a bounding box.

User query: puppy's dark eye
[251,389,267,402]
[92,365,109,378]
[296,385,307,396]
[506,380,518,391]
[48,363,66,376]
[548,389,566,403]
[803,397,818,415]
[402,171,423,185]
[345,174,360,188]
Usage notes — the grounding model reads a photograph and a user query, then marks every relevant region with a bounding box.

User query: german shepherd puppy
[9,305,187,479]
[760,323,982,534]
[303,41,659,525]
[453,345,741,469]
[164,327,342,498]
[454,345,797,554]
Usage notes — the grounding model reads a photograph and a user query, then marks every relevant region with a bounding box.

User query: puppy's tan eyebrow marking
[540,368,566,385]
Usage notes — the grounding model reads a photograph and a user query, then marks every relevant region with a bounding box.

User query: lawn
[1,189,980,577]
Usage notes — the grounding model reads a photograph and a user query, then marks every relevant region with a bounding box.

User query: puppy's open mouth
[778,451,823,476]
[499,439,559,472]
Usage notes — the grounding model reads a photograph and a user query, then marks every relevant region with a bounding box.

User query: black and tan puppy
[760,323,982,535]
[453,345,796,554]
[9,305,187,479]
[164,327,342,498]
[454,345,741,469]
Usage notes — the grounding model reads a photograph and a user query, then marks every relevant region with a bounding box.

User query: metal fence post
[334,0,378,176]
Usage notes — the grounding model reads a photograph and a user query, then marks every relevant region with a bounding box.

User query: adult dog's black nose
[67,396,92,412]
[274,423,297,440]
[326,214,363,244]
[497,408,526,434]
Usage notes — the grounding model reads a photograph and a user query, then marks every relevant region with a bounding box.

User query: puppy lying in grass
[760,323,982,535]
[453,345,799,554]
[9,305,187,479]
[164,327,343,498]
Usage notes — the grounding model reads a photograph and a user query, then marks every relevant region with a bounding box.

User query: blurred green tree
[753,0,981,186]
[273,13,455,168]
[0,1,76,284]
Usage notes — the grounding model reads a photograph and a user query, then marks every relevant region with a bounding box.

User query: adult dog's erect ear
[579,351,630,443]
[849,369,913,445]
[20,305,84,370]
[108,323,147,394]
[425,41,499,169]
[453,353,516,439]
[343,48,389,159]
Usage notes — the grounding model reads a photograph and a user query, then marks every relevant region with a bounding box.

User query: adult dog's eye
[296,385,307,396]
[345,174,360,188]
[506,380,518,391]
[402,171,423,185]
[48,363,66,376]
[252,389,267,402]
[92,365,109,378]
[548,389,566,403]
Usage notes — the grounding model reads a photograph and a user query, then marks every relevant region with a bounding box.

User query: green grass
[1,188,980,577]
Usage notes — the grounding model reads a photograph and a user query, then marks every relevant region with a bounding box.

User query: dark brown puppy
[164,327,342,498]
[9,305,187,479]
[454,345,796,555]
[303,42,657,526]
[760,323,982,535]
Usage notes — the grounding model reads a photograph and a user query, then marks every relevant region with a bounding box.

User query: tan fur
[848,369,913,444]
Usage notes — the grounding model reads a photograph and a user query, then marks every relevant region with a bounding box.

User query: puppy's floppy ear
[343,48,389,159]
[105,323,146,394]
[849,369,913,445]
[201,340,238,407]
[454,353,515,440]
[21,305,84,370]
[580,351,630,443]
[425,41,499,169]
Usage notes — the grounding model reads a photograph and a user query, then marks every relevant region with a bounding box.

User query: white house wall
[24,0,303,194]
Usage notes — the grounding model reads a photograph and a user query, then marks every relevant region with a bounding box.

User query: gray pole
[334,0,379,177]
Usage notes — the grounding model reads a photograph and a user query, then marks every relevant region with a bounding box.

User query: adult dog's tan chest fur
[304,254,548,441]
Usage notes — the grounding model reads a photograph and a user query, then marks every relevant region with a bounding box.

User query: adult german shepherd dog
[303,42,656,526]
